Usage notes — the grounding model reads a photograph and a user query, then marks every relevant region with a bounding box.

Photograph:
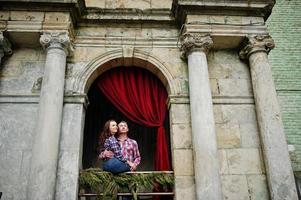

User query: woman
[98,119,131,174]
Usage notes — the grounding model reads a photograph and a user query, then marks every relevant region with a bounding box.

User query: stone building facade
[0,0,298,200]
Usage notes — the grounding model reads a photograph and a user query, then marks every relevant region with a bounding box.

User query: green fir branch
[79,168,174,200]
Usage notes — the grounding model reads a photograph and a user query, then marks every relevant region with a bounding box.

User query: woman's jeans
[103,157,130,174]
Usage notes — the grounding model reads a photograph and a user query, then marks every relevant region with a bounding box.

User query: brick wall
[267,0,301,171]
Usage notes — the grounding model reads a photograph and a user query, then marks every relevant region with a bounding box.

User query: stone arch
[71,48,180,96]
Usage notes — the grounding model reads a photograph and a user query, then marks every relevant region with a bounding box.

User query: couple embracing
[98,120,141,174]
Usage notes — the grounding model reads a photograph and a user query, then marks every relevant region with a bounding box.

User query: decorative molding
[180,33,213,58]
[75,36,178,48]
[167,95,255,107]
[70,49,179,95]
[40,31,74,56]
[83,8,174,23]
[0,93,88,106]
[239,34,275,59]
[212,96,254,105]
[173,0,275,26]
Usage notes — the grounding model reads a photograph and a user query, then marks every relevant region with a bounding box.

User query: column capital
[0,31,13,62]
[180,33,213,58]
[239,34,275,60]
[40,31,74,56]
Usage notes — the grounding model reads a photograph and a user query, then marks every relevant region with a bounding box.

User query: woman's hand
[99,150,114,159]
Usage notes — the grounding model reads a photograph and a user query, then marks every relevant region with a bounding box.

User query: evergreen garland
[79,168,174,200]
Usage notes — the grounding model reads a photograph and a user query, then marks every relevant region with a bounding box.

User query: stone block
[219,149,229,175]
[72,47,107,62]
[0,60,23,78]
[151,0,172,9]
[208,50,250,79]
[210,78,219,96]
[76,27,107,36]
[9,48,42,61]
[174,176,195,200]
[151,26,178,38]
[213,105,223,123]
[221,175,249,200]
[187,15,244,25]
[173,149,194,176]
[10,11,44,21]
[221,105,257,125]
[247,175,269,200]
[216,123,241,149]
[218,78,253,97]
[242,16,264,25]
[105,0,150,9]
[105,0,117,8]
[227,148,263,174]
[170,123,192,149]
[44,12,70,23]
[85,0,105,7]
[170,104,191,124]
[0,11,9,20]
[240,123,260,148]
[124,0,151,9]
[105,26,136,37]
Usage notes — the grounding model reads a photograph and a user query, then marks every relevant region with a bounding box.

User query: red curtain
[97,67,171,170]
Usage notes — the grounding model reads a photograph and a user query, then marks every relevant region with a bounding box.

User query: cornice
[172,0,275,27]
[0,0,275,27]
[82,8,174,24]
[0,0,175,25]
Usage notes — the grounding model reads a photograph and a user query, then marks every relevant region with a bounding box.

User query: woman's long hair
[98,119,116,150]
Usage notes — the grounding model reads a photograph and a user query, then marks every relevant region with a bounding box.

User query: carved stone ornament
[180,33,213,58]
[0,31,13,61]
[40,31,74,56]
[239,34,275,60]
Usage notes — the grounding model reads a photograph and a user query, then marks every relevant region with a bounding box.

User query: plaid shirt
[119,137,141,166]
[104,136,126,162]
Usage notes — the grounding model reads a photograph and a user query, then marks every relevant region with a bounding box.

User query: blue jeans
[103,157,130,174]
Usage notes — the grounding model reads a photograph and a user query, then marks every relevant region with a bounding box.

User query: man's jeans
[103,157,130,174]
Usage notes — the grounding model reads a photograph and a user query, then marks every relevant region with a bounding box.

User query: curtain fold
[97,67,171,171]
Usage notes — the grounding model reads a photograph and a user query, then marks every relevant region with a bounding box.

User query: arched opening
[82,66,172,171]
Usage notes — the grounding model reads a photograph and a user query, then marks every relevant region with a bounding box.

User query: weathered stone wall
[0,1,285,199]
[0,25,270,199]
[0,48,43,199]
[267,0,301,171]
[209,50,269,199]
[0,104,37,199]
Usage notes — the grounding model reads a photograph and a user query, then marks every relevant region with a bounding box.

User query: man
[101,121,141,171]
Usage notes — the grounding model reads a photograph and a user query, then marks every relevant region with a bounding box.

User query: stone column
[180,33,222,200]
[0,31,12,64]
[239,35,298,200]
[27,32,73,200]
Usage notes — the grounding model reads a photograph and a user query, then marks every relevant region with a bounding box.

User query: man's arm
[132,140,141,170]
